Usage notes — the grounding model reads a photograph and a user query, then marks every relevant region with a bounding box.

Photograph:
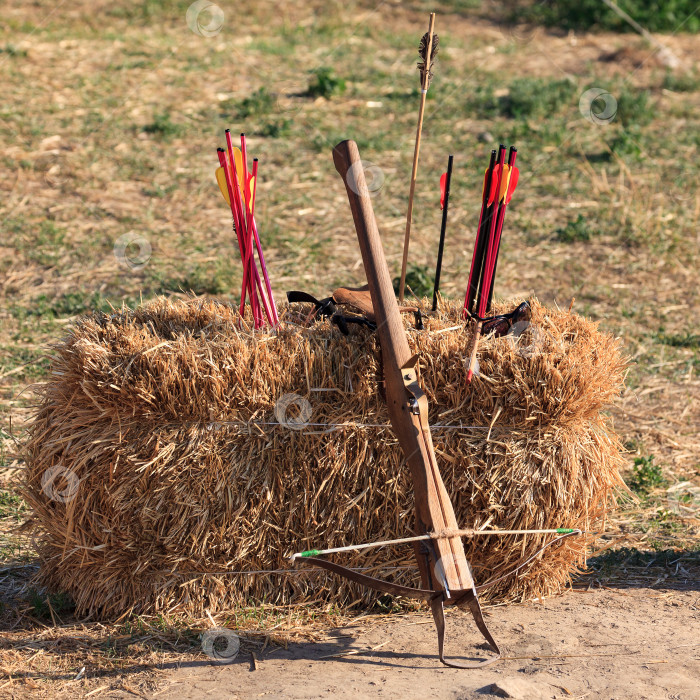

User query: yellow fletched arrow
[215,167,255,212]
[498,165,512,203]
[215,166,230,205]
[233,147,244,189]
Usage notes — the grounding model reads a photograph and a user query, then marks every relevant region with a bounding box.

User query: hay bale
[23,297,627,619]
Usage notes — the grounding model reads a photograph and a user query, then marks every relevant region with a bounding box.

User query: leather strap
[300,556,434,600]
[297,556,501,668]
[431,592,501,668]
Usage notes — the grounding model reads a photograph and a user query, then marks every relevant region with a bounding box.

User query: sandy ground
[149,588,699,700]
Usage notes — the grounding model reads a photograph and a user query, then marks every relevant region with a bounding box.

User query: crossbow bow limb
[293,140,581,668]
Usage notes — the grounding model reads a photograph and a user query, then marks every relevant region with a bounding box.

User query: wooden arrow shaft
[398,11,436,303]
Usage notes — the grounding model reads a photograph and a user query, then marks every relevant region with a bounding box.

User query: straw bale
[22,296,627,618]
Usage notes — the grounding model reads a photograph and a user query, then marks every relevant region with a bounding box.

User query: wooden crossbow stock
[294,139,577,668]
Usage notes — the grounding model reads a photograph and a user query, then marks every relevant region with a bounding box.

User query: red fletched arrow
[486,163,502,206]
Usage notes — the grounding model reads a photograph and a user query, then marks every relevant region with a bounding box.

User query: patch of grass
[105,0,190,21]
[588,545,700,575]
[11,220,68,267]
[0,44,28,57]
[607,126,644,159]
[0,490,28,520]
[304,67,346,99]
[142,183,178,198]
[615,89,653,128]
[142,111,182,138]
[626,455,666,495]
[655,331,699,349]
[221,88,294,137]
[148,261,238,296]
[393,264,433,299]
[556,214,593,243]
[662,70,700,92]
[309,129,398,153]
[466,77,575,120]
[26,589,74,620]
[0,429,9,467]
[259,117,292,138]
[234,87,276,119]
[12,291,107,320]
[504,77,575,119]
[517,0,700,33]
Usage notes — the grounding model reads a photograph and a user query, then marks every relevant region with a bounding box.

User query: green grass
[662,70,700,92]
[626,455,666,495]
[516,0,700,33]
[465,77,576,120]
[393,264,434,299]
[556,214,593,243]
[147,261,240,296]
[142,111,182,138]
[655,331,699,349]
[0,44,28,57]
[26,588,74,619]
[615,89,653,128]
[304,67,347,99]
[11,291,108,320]
[0,490,28,520]
[104,0,191,21]
[234,88,277,119]
[589,545,700,574]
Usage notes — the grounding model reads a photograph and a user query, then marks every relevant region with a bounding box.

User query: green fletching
[300,549,321,558]
[556,528,576,534]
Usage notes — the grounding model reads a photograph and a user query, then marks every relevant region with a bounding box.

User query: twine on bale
[22,296,627,619]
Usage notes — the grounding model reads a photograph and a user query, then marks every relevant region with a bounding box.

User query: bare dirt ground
[142,589,700,700]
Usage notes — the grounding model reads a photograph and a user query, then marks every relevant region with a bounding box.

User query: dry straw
[23,296,627,619]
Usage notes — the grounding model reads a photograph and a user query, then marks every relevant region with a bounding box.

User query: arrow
[215,166,230,205]
[466,144,507,382]
[432,154,453,312]
[464,149,497,318]
[486,146,518,311]
[398,12,439,303]
[225,130,263,326]
[292,528,582,560]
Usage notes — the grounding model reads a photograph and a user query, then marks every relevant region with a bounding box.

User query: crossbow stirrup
[296,139,501,668]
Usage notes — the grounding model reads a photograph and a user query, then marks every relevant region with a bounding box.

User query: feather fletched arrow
[398,12,439,303]
[417,29,439,88]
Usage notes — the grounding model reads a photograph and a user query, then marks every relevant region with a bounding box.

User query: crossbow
[294,139,579,668]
